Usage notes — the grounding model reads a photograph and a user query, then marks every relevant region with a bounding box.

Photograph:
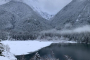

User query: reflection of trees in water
[19,52,73,60]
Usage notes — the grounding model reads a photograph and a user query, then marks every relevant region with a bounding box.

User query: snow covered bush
[0,40,17,60]
[0,41,4,56]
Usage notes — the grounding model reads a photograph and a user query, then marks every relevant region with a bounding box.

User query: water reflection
[16,43,90,60]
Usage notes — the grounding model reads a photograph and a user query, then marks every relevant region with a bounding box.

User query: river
[16,43,90,60]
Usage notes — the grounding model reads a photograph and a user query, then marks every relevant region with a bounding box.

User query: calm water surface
[16,43,90,60]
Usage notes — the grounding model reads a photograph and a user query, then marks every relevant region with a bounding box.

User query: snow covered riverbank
[1,40,76,56]
[1,40,52,55]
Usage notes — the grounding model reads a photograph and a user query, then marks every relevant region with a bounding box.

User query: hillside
[39,0,90,43]
[51,0,90,29]
[0,1,52,40]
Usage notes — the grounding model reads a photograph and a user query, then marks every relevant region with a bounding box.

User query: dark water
[16,43,90,60]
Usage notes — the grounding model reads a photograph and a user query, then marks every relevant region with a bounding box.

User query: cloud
[41,25,90,34]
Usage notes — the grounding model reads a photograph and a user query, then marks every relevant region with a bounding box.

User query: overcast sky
[38,0,72,14]
[23,0,72,15]
[37,0,72,14]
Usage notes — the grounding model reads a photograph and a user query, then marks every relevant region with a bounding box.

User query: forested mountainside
[39,0,90,43]
[51,0,90,30]
[0,1,52,40]
[0,0,90,43]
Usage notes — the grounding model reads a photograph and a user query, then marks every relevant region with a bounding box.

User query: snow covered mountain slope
[0,1,52,40]
[51,0,90,29]
[22,0,72,20]
[0,0,72,20]
[22,0,54,20]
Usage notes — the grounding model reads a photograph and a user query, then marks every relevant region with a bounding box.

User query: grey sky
[37,0,72,15]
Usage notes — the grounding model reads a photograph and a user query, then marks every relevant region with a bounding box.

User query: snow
[1,40,76,56]
[0,42,17,60]
[22,0,54,20]
[0,56,16,60]
[0,40,76,60]
[0,0,72,15]
[1,40,52,55]
[0,56,10,60]
[2,51,17,60]
[0,0,72,19]
[0,0,10,5]
[76,19,79,22]
[22,0,72,19]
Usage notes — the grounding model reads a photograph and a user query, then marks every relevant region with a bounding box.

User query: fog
[41,25,90,34]
[61,25,90,34]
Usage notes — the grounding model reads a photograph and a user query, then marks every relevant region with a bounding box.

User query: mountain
[44,0,90,43]
[19,0,54,20]
[22,0,72,20]
[0,1,52,40]
[0,0,54,20]
[51,0,90,30]
[0,0,72,20]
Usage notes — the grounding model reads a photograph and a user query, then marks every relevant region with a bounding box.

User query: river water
[16,43,90,60]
